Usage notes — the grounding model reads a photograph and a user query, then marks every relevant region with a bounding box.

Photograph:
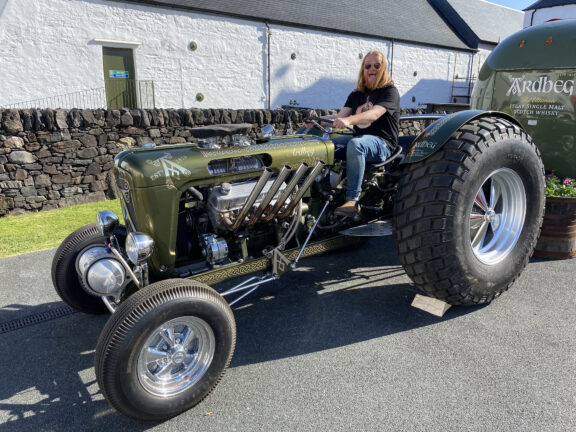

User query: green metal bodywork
[470,20,576,177]
[402,110,520,164]
[113,135,334,277]
[194,235,364,286]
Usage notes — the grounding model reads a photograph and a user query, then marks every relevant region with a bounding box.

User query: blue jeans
[332,135,391,201]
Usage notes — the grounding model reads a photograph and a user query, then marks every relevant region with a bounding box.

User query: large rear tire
[95,279,236,421]
[394,117,545,306]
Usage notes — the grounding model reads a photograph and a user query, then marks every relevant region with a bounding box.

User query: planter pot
[533,196,576,259]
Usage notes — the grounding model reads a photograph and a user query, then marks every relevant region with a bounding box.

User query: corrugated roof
[110,0,473,51]
[447,0,524,45]
[525,0,576,10]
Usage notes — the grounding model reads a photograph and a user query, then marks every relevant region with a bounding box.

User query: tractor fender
[401,110,522,164]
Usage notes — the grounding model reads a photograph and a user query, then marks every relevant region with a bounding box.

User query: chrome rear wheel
[394,116,545,305]
[470,168,526,265]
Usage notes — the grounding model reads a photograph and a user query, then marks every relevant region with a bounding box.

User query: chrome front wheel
[95,279,236,421]
[138,316,216,397]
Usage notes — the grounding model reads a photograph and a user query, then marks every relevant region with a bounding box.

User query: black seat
[368,145,404,169]
[367,135,416,169]
[189,123,252,139]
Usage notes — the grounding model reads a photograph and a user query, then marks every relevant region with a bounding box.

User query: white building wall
[268,31,478,109]
[392,43,474,106]
[523,6,576,26]
[0,0,267,109]
[135,14,267,109]
[0,0,478,110]
[267,25,391,109]
[473,47,492,78]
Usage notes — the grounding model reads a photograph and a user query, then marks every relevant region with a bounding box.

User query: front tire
[394,117,545,305]
[95,279,236,421]
[51,224,109,314]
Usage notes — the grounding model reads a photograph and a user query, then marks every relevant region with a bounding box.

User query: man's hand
[303,116,335,130]
[303,119,315,129]
[332,117,352,129]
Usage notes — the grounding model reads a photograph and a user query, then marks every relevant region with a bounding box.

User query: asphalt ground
[0,236,575,432]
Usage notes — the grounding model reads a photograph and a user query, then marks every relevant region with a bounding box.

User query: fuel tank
[113,135,334,190]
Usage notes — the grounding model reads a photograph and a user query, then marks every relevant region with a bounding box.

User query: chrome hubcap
[137,316,215,397]
[469,168,526,265]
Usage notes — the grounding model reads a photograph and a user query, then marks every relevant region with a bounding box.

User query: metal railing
[104,79,155,109]
[1,80,155,109]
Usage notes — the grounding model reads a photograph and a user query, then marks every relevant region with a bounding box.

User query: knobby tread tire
[51,223,108,314]
[393,117,545,306]
[95,279,236,422]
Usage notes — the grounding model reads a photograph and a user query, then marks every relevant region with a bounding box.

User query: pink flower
[564,178,572,185]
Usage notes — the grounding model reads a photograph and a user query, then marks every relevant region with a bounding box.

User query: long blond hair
[355,50,394,92]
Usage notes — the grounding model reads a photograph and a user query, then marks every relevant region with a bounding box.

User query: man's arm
[303,107,350,128]
[337,107,353,118]
[332,105,386,129]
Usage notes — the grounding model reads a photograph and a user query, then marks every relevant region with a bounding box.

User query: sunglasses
[364,62,381,70]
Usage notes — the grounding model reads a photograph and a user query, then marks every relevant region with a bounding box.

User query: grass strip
[0,200,121,258]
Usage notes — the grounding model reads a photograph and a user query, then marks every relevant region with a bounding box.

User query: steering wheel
[304,116,355,135]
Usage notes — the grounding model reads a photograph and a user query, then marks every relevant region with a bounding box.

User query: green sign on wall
[109,70,130,78]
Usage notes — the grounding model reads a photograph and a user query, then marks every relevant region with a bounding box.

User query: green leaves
[545,173,576,198]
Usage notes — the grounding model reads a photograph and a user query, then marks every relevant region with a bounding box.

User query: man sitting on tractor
[307,50,400,217]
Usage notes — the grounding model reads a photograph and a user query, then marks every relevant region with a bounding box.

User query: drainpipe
[389,40,394,78]
[266,22,271,110]
[179,58,185,108]
[467,53,474,101]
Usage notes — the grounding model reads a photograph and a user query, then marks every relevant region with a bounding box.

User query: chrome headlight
[126,232,155,265]
[96,211,120,236]
[229,134,251,146]
[198,136,219,149]
[76,246,126,297]
[261,124,275,138]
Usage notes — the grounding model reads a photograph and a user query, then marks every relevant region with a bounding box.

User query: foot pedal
[411,294,451,317]
[339,220,393,237]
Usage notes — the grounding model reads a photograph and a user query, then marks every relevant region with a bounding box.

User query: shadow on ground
[0,238,485,430]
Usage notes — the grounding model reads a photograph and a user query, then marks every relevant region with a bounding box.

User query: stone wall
[0,107,427,216]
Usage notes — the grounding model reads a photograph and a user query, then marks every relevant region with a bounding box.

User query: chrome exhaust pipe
[262,163,309,222]
[223,168,273,231]
[248,165,291,225]
[277,160,325,218]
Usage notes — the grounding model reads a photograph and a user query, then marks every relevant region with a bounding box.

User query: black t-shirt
[344,85,400,148]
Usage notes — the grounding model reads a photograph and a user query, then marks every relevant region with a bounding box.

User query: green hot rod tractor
[52,110,545,420]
